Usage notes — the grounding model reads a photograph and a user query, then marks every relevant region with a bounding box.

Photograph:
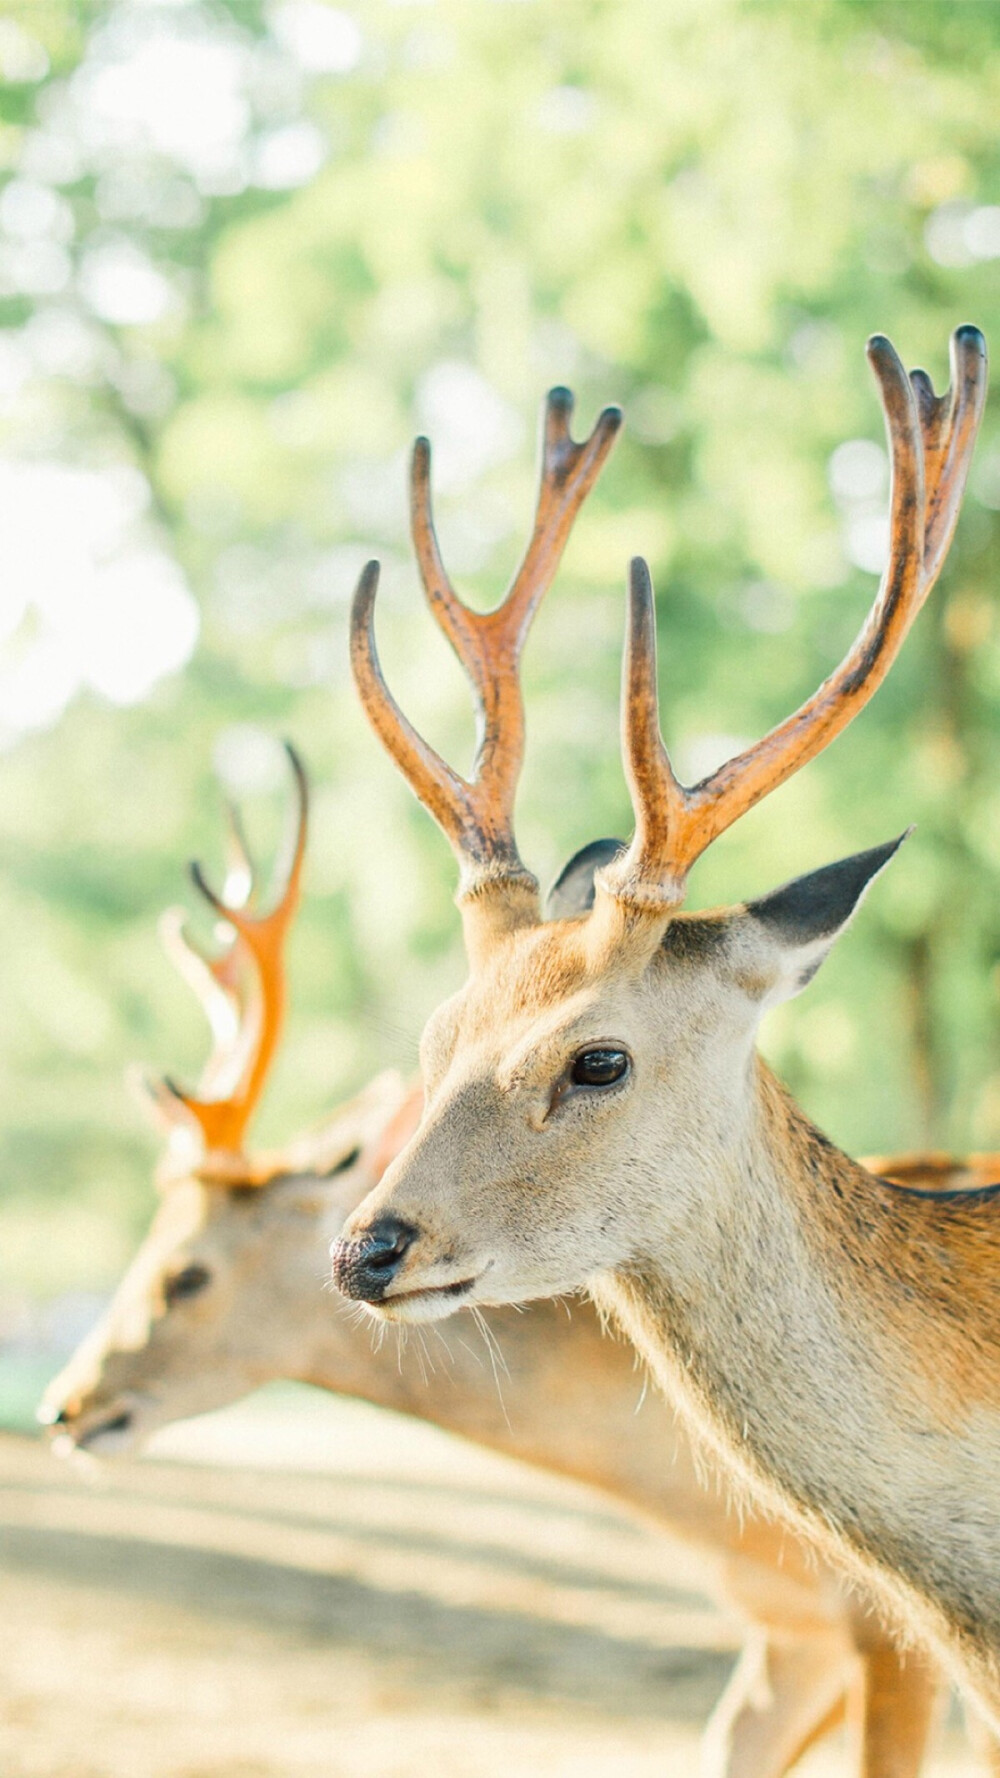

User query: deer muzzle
[330,1217,418,1302]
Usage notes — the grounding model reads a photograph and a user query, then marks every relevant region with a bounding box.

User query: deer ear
[545,840,625,920]
[741,833,910,1006]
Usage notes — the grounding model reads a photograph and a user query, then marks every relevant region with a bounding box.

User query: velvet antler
[144,743,308,1169]
[351,389,622,945]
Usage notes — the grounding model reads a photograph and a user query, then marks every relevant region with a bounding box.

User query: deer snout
[37,1379,84,1430]
[330,1216,418,1302]
[37,1399,71,1427]
[37,1383,138,1454]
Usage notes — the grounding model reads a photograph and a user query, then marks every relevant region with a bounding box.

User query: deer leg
[699,1629,851,1778]
[965,1704,1000,1775]
[848,1640,942,1778]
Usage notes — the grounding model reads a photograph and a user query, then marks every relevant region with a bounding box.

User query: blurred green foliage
[2,0,1000,1300]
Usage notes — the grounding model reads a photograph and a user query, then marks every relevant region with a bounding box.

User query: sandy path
[0,1396,985,1777]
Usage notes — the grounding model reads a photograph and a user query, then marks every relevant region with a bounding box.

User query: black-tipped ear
[742,833,910,1006]
[748,834,910,942]
[545,839,625,921]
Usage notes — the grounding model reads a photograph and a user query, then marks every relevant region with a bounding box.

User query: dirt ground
[0,1395,987,1778]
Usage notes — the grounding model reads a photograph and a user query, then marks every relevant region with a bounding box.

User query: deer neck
[290,1194,770,1559]
[300,1280,719,1523]
[591,1058,1000,1705]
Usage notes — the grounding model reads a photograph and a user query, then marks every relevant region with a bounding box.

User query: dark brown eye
[570,1048,630,1088]
[165,1263,212,1305]
[328,1145,362,1178]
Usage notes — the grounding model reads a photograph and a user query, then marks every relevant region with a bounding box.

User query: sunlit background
[3,4,1000,1772]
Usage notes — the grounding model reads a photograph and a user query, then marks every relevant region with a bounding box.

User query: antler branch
[600,326,987,912]
[351,389,622,903]
[157,742,309,1157]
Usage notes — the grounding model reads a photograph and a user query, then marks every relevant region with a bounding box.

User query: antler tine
[160,743,309,1158]
[600,327,987,914]
[506,388,624,638]
[355,390,622,904]
[158,908,242,1060]
[610,558,690,909]
[409,437,475,684]
[222,800,255,910]
[412,390,622,680]
[190,742,308,940]
[351,562,483,863]
[269,740,310,917]
[911,324,988,584]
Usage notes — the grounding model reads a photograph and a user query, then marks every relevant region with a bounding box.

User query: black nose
[330,1217,418,1302]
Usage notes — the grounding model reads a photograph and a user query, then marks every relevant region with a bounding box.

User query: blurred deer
[332,331,1000,1733]
[41,749,991,1778]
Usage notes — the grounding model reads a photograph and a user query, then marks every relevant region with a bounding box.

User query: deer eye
[570,1047,630,1088]
[165,1263,212,1305]
[328,1145,362,1178]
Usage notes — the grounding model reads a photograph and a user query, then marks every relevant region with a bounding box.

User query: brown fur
[767,1078,1000,1423]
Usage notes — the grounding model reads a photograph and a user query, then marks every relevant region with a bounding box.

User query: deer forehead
[141,1178,265,1282]
[472,920,594,1009]
[420,923,585,1071]
[146,1178,214,1256]
[424,915,743,1098]
[426,924,615,1054]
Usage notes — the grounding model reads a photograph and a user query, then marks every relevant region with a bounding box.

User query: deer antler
[155,803,252,1085]
[598,326,987,915]
[351,388,622,927]
[152,742,308,1163]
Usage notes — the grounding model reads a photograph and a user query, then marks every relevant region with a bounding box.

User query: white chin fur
[54,1408,145,1460]
[367,1290,472,1326]
[50,1425,137,1462]
[79,1424,139,1457]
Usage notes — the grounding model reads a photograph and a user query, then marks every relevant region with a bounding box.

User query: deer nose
[37,1400,71,1427]
[330,1217,418,1302]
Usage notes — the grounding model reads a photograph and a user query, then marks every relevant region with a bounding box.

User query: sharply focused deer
[41,750,993,1778]
[331,328,1000,1730]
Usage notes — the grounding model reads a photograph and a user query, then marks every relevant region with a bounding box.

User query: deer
[330,327,1000,1736]
[39,748,995,1778]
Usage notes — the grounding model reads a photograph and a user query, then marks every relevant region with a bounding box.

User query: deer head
[39,745,412,1454]
[38,1076,408,1455]
[331,328,987,1323]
